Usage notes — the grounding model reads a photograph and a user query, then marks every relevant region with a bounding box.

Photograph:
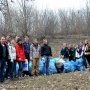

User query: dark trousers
[0,58,6,82]
[13,60,16,77]
[5,60,14,79]
[85,55,90,66]
[82,54,87,68]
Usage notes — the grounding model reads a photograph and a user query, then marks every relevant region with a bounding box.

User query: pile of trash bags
[59,58,86,73]
[16,57,86,75]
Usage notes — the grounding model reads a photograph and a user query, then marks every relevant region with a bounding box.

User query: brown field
[0,36,90,90]
[0,71,90,90]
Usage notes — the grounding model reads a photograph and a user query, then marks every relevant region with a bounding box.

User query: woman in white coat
[8,40,16,80]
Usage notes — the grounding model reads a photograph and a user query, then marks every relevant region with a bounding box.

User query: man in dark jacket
[23,35,31,76]
[0,37,8,83]
[41,38,52,75]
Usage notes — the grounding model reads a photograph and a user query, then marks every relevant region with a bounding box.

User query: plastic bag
[23,59,28,71]
[76,58,85,71]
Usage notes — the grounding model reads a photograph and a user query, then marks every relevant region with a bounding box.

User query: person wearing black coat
[60,43,69,60]
[41,38,52,75]
[0,37,9,83]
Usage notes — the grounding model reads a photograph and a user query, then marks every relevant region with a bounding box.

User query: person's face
[63,43,67,48]
[25,36,29,42]
[18,41,22,44]
[33,39,38,44]
[73,44,76,48]
[43,39,47,44]
[6,36,11,41]
[15,36,19,42]
[1,37,5,44]
[76,45,79,48]
[11,40,16,45]
[85,40,88,44]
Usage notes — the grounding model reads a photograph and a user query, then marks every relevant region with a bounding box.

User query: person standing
[79,42,87,69]
[5,35,11,45]
[84,40,90,67]
[16,38,26,79]
[41,38,52,75]
[0,37,9,83]
[7,40,16,80]
[23,35,31,76]
[61,43,69,60]
[5,35,11,79]
[30,39,40,76]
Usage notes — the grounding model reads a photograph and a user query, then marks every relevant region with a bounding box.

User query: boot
[18,71,22,79]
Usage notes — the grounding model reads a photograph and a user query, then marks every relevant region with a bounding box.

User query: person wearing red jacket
[16,38,26,78]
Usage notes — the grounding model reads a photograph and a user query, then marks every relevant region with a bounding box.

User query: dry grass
[0,71,90,90]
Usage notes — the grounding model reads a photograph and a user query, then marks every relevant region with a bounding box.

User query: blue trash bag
[51,58,60,63]
[16,57,60,75]
[29,61,32,73]
[39,57,60,75]
[39,60,45,75]
[63,61,77,73]
[16,63,19,75]
[70,61,77,71]
[48,58,60,74]
[76,58,85,71]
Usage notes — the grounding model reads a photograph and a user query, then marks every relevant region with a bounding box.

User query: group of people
[60,40,90,69]
[0,35,52,83]
[0,35,90,83]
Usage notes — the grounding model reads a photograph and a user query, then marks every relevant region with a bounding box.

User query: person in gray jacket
[30,39,40,76]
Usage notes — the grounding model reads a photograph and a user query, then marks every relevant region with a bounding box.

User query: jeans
[18,61,24,71]
[5,60,14,79]
[0,58,6,82]
[43,56,50,75]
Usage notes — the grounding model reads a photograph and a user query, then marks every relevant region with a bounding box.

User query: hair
[24,35,29,38]
[17,38,23,48]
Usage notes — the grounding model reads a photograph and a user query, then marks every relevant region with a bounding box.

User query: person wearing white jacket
[6,40,16,80]
[75,44,83,59]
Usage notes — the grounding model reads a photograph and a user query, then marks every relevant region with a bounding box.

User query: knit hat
[17,38,22,43]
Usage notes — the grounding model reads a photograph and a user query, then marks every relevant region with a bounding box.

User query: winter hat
[17,38,22,43]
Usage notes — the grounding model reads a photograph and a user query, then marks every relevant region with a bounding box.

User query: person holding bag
[16,38,26,79]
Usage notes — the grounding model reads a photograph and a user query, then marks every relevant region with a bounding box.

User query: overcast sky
[34,0,85,10]
[9,0,86,11]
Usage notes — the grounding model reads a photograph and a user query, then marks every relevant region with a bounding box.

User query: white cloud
[34,0,85,10]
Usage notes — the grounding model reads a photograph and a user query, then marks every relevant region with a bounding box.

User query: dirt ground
[0,71,90,90]
[0,36,90,90]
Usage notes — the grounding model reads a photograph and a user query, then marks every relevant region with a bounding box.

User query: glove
[30,57,32,60]
[41,56,45,60]
[11,59,13,62]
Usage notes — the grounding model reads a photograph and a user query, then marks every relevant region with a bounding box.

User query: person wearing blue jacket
[23,35,31,76]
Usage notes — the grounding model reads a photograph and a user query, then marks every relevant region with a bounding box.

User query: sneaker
[44,74,46,76]
[10,78,17,81]
[35,73,39,76]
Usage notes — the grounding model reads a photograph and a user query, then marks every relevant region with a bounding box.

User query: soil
[0,71,90,90]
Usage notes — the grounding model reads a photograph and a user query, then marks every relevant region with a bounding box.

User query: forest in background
[0,0,90,39]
